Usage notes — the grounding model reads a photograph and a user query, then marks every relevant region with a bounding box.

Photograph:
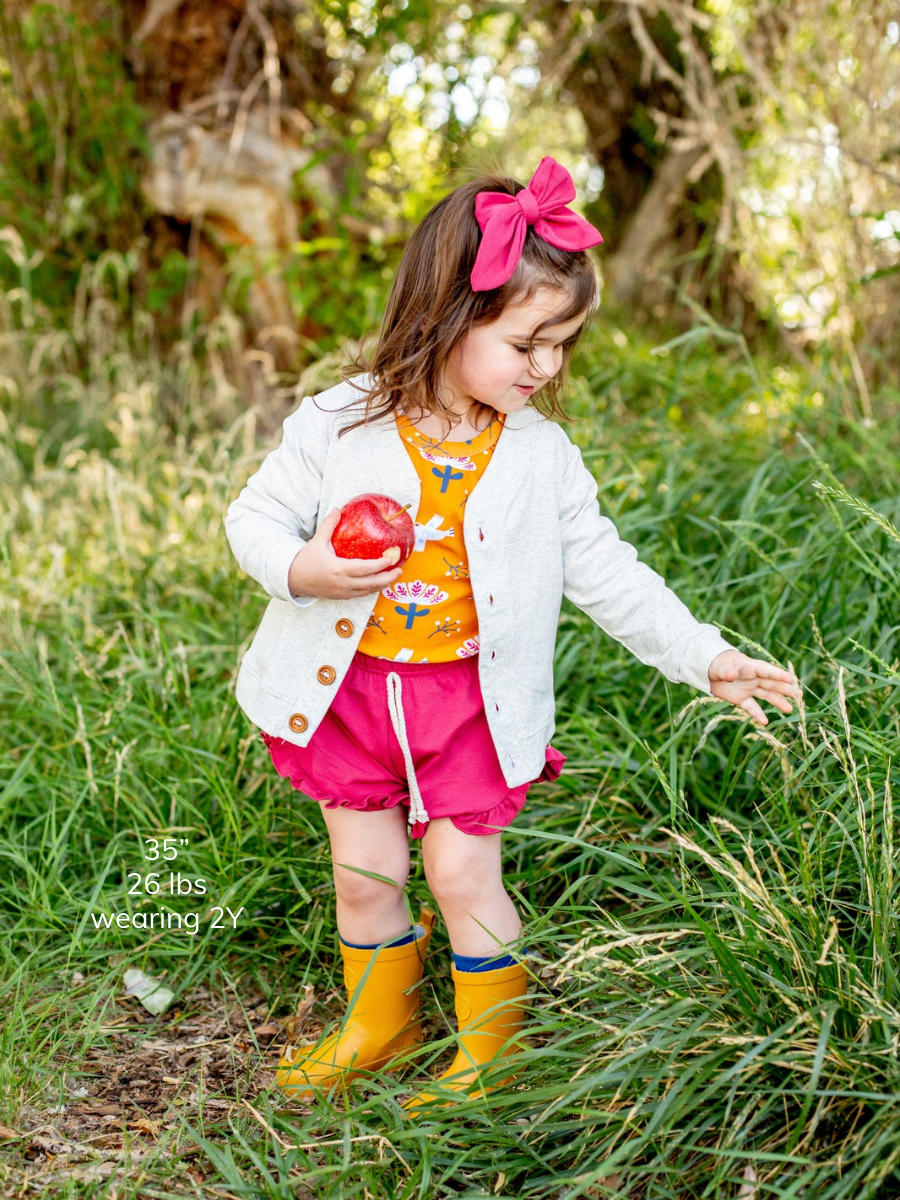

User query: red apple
[331,493,415,564]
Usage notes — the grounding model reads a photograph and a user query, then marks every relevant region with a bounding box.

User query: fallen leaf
[739,1164,758,1198]
[295,984,316,1019]
[24,1134,70,1160]
[87,1134,124,1149]
[282,985,316,1041]
[46,1162,117,1182]
[126,1118,159,1137]
[122,968,175,1016]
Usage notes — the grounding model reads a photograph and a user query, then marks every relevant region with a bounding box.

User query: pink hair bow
[470,156,603,292]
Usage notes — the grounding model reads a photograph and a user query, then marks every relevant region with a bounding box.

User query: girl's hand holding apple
[288,497,412,601]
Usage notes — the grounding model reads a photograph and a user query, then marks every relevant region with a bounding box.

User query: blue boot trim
[452,949,525,973]
[340,924,422,950]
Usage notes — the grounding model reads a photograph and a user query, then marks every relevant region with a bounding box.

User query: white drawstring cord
[386,671,430,829]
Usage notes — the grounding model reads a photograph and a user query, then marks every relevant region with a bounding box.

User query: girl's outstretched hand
[288,508,405,601]
[708,650,801,726]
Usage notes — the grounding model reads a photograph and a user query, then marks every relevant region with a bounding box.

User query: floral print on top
[356,410,504,663]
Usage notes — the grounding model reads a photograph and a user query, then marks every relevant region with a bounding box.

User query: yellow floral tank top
[356,410,504,662]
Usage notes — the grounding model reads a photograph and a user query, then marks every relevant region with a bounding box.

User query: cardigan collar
[354,379,542,438]
[350,375,541,519]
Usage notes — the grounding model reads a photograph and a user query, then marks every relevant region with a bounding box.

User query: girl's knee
[424,835,499,907]
[332,853,409,907]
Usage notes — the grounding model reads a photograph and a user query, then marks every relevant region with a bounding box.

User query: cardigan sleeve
[557,433,733,694]
[224,396,327,605]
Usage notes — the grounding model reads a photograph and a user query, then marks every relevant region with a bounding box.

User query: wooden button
[288,713,308,734]
[335,618,354,638]
[317,665,336,685]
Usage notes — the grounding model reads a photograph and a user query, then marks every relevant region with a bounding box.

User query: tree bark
[537,0,765,334]
[117,0,348,370]
[603,146,706,307]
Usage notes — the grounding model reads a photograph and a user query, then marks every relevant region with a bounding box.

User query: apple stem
[385,502,412,523]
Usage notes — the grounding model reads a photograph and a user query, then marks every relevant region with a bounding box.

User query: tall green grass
[1,255,899,1197]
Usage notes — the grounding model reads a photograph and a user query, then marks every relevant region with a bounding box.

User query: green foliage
[144,250,193,315]
[0,3,150,313]
[275,126,453,350]
[280,160,405,344]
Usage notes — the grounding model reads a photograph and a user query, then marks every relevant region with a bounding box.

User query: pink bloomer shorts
[262,650,565,839]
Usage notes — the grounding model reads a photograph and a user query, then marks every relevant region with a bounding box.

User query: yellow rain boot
[405,959,528,1110]
[277,907,436,1100]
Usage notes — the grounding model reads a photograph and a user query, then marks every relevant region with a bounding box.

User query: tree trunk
[118,0,348,370]
[537,0,766,335]
[603,146,706,307]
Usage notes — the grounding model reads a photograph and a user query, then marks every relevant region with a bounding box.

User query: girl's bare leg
[421,818,521,956]
[320,804,411,945]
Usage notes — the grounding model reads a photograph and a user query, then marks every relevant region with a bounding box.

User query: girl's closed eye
[514,341,570,354]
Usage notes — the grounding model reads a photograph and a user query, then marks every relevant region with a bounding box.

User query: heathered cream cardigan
[225,375,733,789]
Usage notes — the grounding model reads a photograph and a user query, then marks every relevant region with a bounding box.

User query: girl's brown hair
[336,170,600,437]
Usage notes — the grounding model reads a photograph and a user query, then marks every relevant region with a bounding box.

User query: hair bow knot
[470,156,603,292]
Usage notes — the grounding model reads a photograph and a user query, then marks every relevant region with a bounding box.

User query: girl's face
[441,287,589,419]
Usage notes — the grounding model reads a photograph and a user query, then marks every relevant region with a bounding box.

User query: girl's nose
[529,347,562,380]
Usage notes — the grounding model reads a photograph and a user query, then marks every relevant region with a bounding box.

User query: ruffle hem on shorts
[261,732,565,840]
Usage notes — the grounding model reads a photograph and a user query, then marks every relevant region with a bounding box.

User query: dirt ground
[1,981,325,1194]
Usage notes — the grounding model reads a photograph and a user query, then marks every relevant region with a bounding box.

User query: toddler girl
[225,156,799,1108]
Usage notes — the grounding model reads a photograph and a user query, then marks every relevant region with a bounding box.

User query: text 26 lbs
[127,872,206,895]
